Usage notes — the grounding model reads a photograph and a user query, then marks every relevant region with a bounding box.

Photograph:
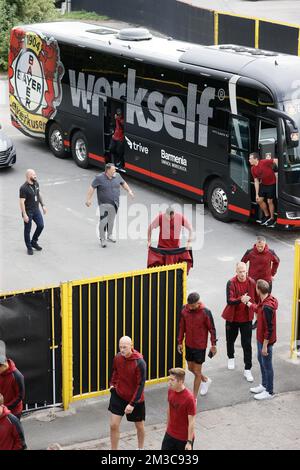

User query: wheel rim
[211,187,228,214]
[50,129,63,153]
[75,138,87,162]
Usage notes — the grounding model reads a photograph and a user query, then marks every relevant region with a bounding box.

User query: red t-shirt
[167,388,196,441]
[112,116,124,141]
[251,159,276,186]
[150,213,192,249]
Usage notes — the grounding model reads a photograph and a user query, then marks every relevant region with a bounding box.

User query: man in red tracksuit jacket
[245,279,278,400]
[178,292,217,398]
[241,236,280,293]
[241,235,280,330]
[222,262,257,382]
[0,393,27,450]
[0,345,25,420]
[109,336,146,450]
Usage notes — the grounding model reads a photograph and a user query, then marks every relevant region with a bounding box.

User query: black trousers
[226,321,252,370]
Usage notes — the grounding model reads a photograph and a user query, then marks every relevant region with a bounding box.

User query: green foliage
[0,0,56,71]
[54,10,108,21]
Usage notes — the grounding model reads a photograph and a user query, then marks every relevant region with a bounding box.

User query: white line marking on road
[217,256,235,262]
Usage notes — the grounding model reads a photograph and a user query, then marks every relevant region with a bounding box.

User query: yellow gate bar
[291,240,300,358]
[214,12,219,45]
[61,281,73,410]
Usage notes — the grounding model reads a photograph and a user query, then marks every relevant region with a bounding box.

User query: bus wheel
[207,179,231,222]
[48,123,67,158]
[71,131,89,168]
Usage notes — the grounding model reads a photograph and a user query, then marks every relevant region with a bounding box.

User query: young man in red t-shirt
[161,368,196,451]
[148,207,193,249]
[249,152,278,227]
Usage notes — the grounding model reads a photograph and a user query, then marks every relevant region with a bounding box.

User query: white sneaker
[244,370,254,382]
[254,390,274,400]
[250,384,266,394]
[228,359,235,370]
[200,377,212,396]
[107,236,116,243]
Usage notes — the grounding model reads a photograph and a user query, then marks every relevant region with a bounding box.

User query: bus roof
[19,21,300,101]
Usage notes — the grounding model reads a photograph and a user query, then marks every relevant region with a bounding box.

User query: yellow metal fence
[61,263,187,410]
[291,240,300,358]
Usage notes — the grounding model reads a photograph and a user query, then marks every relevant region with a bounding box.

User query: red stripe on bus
[89,152,105,163]
[276,218,300,226]
[125,163,204,196]
[64,140,70,147]
[228,204,250,217]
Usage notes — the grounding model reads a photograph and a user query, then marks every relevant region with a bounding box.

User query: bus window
[259,120,277,159]
[229,117,250,194]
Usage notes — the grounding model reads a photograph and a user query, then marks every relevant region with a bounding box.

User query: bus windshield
[282,102,300,198]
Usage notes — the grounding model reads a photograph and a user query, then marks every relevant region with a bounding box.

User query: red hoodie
[0,405,27,450]
[178,303,217,350]
[222,276,257,323]
[241,244,280,282]
[110,350,146,405]
[0,359,25,417]
[253,295,278,345]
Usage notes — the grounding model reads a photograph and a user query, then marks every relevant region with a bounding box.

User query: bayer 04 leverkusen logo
[9,29,64,137]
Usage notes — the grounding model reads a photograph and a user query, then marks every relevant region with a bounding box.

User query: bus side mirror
[285,120,299,148]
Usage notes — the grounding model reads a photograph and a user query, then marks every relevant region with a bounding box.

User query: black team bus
[8,22,300,228]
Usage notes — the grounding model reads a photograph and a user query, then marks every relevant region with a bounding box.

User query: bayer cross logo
[9,29,64,137]
[218,89,226,101]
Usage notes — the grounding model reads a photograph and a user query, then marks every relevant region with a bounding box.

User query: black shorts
[259,184,276,200]
[108,388,145,422]
[161,433,194,451]
[185,346,206,364]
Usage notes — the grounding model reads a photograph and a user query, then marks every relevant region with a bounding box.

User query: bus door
[103,99,125,159]
[228,115,252,221]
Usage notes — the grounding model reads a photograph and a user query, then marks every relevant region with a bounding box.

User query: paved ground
[184,0,300,25]
[23,389,300,450]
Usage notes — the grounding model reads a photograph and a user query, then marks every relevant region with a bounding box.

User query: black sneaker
[265,219,276,228]
[31,242,42,251]
[258,215,270,225]
[27,248,33,255]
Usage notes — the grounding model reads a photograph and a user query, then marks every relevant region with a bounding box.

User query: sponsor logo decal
[161,149,187,173]
[9,29,64,136]
[125,136,149,154]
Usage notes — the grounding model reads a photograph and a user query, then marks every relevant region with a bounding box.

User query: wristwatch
[187,439,193,445]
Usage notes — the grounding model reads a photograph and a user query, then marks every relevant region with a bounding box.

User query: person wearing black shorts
[108,336,146,450]
[178,292,217,398]
[108,388,145,422]
[249,153,278,227]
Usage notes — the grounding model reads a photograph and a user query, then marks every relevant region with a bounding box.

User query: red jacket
[178,303,217,349]
[110,350,146,405]
[0,405,26,450]
[241,244,280,282]
[251,295,278,345]
[0,359,25,417]
[222,276,257,322]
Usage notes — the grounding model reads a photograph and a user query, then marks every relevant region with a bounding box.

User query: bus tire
[48,123,67,159]
[207,179,231,222]
[71,131,89,168]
